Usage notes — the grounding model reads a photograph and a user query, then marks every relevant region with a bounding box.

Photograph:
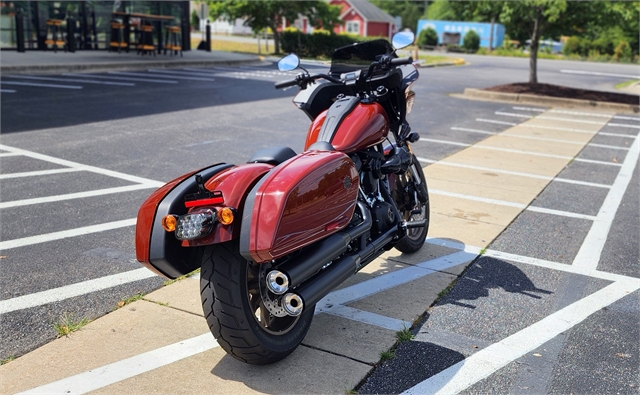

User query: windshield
[329,39,395,75]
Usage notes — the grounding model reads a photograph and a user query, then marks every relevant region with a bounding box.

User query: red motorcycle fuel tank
[304,98,389,153]
[240,150,359,263]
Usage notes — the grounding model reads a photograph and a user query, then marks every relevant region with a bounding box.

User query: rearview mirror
[278,54,300,72]
[392,31,415,50]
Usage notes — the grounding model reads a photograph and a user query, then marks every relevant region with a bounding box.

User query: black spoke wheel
[200,241,314,365]
[394,154,430,254]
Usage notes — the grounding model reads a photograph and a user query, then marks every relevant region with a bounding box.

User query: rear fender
[183,163,275,247]
[135,163,233,279]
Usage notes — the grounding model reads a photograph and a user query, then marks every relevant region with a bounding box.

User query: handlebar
[274,58,413,90]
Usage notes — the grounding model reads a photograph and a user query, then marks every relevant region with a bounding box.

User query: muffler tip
[266,270,289,295]
[283,293,304,316]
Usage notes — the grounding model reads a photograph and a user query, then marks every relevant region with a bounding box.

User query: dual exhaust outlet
[265,202,373,317]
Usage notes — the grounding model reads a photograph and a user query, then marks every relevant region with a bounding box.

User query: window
[346,21,360,34]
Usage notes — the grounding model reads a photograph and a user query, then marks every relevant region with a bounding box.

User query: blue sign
[417,20,505,48]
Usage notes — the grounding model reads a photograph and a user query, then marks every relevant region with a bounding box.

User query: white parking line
[418,157,612,189]
[0,144,164,186]
[536,115,608,125]
[5,75,135,87]
[420,138,470,147]
[147,68,216,77]
[608,122,640,129]
[0,81,82,89]
[494,111,533,119]
[515,107,640,122]
[109,71,214,82]
[0,184,158,209]
[599,132,638,138]
[0,152,21,158]
[64,73,178,84]
[450,127,496,136]
[320,304,411,332]
[1,89,16,93]
[0,168,82,180]
[476,118,517,126]
[560,69,640,79]
[573,135,640,271]
[0,218,137,251]
[527,206,597,221]
[402,278,640,395]
[0,268,156,314]
[16,334,219,395]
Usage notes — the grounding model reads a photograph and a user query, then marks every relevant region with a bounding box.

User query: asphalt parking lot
[1,55,638,394]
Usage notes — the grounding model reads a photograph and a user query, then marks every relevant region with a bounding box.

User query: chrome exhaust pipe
[266,202,372,292]
[283,293,303,316]
[266,270,289,295]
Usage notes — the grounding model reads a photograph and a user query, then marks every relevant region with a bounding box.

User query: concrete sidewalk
[0,48,261,75]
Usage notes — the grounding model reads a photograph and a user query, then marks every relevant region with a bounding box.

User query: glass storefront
[0,1,189,50]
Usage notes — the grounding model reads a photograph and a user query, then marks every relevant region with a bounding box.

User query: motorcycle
[135,31,429,365]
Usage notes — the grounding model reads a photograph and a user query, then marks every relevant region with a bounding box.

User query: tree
[500,0,567,84]
[206,0,342,54]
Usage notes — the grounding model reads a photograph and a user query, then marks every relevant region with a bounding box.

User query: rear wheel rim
[247,262,299,336]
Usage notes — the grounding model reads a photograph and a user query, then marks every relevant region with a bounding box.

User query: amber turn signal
[161,215,178,232]
[217,207,234,225]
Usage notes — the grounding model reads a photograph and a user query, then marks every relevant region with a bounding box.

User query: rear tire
[394,155,429,254]
[200,241,314,365]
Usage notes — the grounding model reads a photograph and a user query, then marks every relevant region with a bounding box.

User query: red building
[330,0,396,38]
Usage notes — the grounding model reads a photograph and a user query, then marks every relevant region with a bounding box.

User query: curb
[416,58,465,68]
[457,88,640,114]
[0,57,262,75]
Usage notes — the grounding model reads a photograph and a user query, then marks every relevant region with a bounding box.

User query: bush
[613,40,633,62]
[190,10,199,30]
[462,29,480,53]
[562,36,580,56]
[417,27,438,48]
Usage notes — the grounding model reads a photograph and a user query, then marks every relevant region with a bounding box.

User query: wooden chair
[44,19,65,52]
[109,21,127,53]
[164,25,182,56]
[137,23,156,56]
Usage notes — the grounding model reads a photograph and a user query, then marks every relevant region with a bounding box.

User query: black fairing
[148,163,234,278]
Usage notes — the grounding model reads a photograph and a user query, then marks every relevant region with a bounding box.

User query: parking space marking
[0,184,157,209]
[608,122,640,129]
[573,135,640,271]
[147,68,216,78]
[64,73,178,84]
[5,75,135,87]
[0,144,164,186]
[0,152,21,158]
[494,112,532,119]
[0,89,16,93]
[560,69,640,79]
[15,334,219,395]
[526,206,597,221]
[536,116,608,125]
[476,118,517,126]
[320,304,411,332]
[0,81,82,89]
[420,158,612,189]
[0,168,82,180]
[514,107,640,122]
[431,189,597,221]
[0,268,156,314]
[450,127,496,136]
[108,71,214,82]
[599,132,638,138]
[0,218,137,250]
[402,278,640,395]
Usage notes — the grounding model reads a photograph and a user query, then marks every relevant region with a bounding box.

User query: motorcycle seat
[248,146,297,165]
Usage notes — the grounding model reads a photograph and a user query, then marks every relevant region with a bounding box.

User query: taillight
[175,209,215,240]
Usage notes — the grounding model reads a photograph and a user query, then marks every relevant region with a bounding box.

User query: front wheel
[394,154,430,254]
[200,241,314,365]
